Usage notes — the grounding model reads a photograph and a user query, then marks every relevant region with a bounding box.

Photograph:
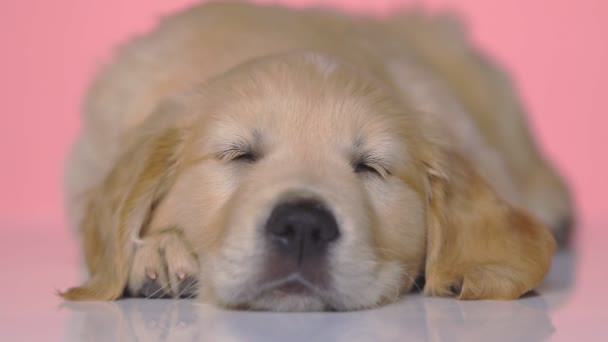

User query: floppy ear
[60,111,192,301]
[423,151,556,300]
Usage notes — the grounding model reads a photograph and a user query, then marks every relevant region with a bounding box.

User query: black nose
[265,200,340,263]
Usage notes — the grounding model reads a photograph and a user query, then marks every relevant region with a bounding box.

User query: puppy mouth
[230,272,336,311]
[258,272,325,298]
[271,280,313,297]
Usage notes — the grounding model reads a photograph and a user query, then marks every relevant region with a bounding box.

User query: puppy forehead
[198,54,413,162]
[208,99,407,159]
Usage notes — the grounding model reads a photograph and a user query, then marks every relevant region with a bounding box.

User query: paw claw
[146,269,157,280]
[128,232,200,299]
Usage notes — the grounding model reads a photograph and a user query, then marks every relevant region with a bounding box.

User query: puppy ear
[423,151,556,299]
[61,110,191,301]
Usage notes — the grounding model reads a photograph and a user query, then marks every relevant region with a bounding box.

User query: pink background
[1,0,606,230]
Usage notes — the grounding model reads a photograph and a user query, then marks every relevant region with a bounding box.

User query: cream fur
[62,2,568,311]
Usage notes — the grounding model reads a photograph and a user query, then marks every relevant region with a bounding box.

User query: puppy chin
[248,293,327,312]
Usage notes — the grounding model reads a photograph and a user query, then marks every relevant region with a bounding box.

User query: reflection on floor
[61,252,574,342]
[1,226,605,342]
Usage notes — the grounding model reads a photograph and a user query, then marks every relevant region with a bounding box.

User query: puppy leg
[128,230,200,298]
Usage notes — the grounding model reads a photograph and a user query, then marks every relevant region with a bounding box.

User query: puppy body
[63,2,568,310]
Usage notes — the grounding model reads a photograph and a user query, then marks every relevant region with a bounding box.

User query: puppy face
[62,52,555,310]
[154,54,428,311]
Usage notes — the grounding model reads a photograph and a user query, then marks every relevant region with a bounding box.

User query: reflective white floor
[0,224,606,341]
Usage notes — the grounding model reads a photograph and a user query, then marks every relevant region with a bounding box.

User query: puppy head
[62,52,555,310]
[155,53,427,311]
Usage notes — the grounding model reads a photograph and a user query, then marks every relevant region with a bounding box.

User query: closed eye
[351,138,392,178]
[232,152,257,163]
[217,148,258,164]
[354,162,385,177]
[216,130,263,164]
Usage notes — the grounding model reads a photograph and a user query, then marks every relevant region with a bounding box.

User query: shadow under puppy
[61,2,571,311]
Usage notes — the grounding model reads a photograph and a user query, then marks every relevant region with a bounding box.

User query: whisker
[371,246,401,258]
[402,270,423,293]
[145,280,173,299]
[177,280,199,298]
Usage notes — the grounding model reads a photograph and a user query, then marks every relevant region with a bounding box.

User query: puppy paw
[127,230,199,299]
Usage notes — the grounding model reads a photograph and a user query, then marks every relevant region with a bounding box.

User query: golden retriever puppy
[61,2,571,311]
